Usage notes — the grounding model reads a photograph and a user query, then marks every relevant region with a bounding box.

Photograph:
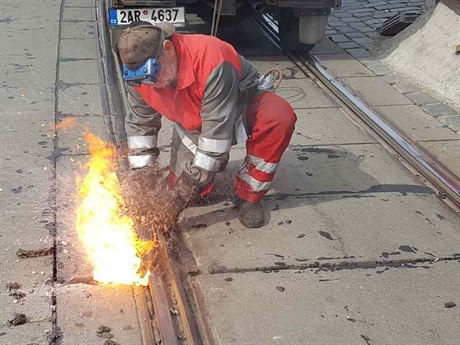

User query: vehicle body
[108,0,341,51]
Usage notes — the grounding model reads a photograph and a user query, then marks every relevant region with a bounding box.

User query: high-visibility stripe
[198,137,232,153]
[247,154,278,174]
[127,135,157,149]
[193,151,221,172]
[238,165,272,192]
[175,125,197,154]
[128,155,156,168]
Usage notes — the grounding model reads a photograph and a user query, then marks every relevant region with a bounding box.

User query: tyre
[278,9,315,52]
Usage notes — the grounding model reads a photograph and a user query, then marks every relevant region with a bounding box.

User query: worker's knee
[264,95,297,136]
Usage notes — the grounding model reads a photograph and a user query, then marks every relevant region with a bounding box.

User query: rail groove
[254,14,460,213]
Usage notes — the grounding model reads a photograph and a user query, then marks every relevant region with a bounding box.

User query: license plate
[109,7,185,27]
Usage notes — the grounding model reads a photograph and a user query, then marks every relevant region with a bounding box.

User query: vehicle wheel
[278,10,315,52]
[196,1,252,27]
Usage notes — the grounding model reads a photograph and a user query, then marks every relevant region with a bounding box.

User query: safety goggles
[122,58,161,87]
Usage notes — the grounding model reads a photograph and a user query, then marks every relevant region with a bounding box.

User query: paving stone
[289,108,376,146]
[363,61,394,76]
[391,82,419,94]
[65,0,95,6]
[419,140,460,175]
[325,29,338,35]
[333,12,353,18]
[359,26,377,32]
[62,6,96,22]
[59,60,102,84]
[195,261,460,345]
[365,31,381,37]
[365,18,387,26]
[438,115,460,133]
[346,48,372,58]
[184,190,459,271]
[275,79,339,109]
[363,1,388,8]
[352,37,375,46]
[341,17,362,23]
[337,41,361,49]
[349,22,369,29]
[373,11,396,19]
[335,26,356,33]
[328,34,350,43]
[345,32,367,38]
[316,53,375,78]
[61,22,96,39]
[328,19,349,27]
[310,38,346,54]
[57,115,109,155]
[421,103,459,118]
[60,38,101,60]
[339,76,412,106]
[250,56,307,80]
[376,104,460,141]
[405,92,439,105]
[58,84,106,115]
[348,8,374,14]
[354,12,375,18]
[57,284,143,345]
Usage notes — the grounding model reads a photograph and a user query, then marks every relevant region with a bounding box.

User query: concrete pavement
[1,1,459,345]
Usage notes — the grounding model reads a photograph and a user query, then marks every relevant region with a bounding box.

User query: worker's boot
[237,199,265,228]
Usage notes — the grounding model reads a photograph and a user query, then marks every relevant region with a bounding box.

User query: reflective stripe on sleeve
[193,151,221,172]
[247,154,278,174]
[128,155,156,168]
[198,137,232,153]
[127,135,158,149]
[238,165,272,192]
[175,125,197,154]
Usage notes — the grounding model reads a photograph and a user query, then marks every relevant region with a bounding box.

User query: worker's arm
[182,62,240,187]
[125,84,162,169]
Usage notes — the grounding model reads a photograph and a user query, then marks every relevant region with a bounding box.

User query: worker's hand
[173,168,215,207]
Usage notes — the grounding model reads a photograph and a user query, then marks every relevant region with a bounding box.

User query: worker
[118,21,296,228]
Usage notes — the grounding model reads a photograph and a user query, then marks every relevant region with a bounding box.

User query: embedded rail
[254,14,460,213]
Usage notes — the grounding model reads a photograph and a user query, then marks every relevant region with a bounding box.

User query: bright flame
[76,133,154,285]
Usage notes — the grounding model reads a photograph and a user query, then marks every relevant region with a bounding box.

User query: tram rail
[254,14,460,213]
[96,1,460,343]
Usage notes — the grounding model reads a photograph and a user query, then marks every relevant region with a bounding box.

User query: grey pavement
[324,0,460,135]
[1,2,459,345]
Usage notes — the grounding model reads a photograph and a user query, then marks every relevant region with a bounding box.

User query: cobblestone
[405,92,439,105]
[421,103,459,118]
[329,0,426,51]
[336,26,357,33]
[345,32,367,38]
[329,34,349,43]
[438,115,460,133]
[392,82,419,94]
[337,41,361,49]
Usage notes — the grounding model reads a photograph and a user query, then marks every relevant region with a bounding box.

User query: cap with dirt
[118,21,176,70]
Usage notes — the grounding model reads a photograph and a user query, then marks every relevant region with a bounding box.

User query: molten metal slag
[76,133,155,286]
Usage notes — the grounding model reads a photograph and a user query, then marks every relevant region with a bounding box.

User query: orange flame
[76,132,154,285]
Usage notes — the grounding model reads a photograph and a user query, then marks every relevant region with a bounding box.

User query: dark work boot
[237,199,265,228]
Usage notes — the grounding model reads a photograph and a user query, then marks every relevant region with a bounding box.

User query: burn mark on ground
[399,245,418,253]
[327,154,341,159]
[318,231,335,240]
[7,313,27,326]
[190,223,208,229]
[361,334,371,344]
[16,247,53,258]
